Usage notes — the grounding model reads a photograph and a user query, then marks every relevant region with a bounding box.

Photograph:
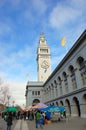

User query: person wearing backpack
[4,113,8,122]
[35,110,43,129]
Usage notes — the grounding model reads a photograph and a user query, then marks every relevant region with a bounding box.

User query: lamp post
[7,95,10,107]
[13,101,15,107]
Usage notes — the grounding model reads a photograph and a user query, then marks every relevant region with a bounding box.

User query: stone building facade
[25,30,86,118]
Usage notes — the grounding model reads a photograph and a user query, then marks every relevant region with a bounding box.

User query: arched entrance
[82,94,86,118]
[65,99,71,116]
[32,99,40,106]
[56,101,59,106]
[59,100,64,106]
[72,97,81,117]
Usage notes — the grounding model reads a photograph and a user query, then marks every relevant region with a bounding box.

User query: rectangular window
[32,91,34,95]
[38,91,40,95]
[35,91,37,95]
[40,49,48,53]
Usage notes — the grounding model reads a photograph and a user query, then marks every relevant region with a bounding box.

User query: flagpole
[65,42,68,53]
[26,73,29,78]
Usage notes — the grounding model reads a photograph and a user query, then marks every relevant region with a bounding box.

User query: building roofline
[43,29,86,86]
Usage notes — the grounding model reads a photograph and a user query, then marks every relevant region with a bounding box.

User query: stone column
[74,68,83,89]
[48,87,51,101]
[56,83,59,97]
[51,86,53,99]
[56,86,58,97]
[67,75,73,92]
[54,85,56,99]
[80,101,86,118]
[71,105,77,117]
[43,89,46,102]
[27,90,32,106]
[52,87,54,99]
[61,79,65,95]
[57,83,60,97]
[45,89,47,102]
[46,88,48,101]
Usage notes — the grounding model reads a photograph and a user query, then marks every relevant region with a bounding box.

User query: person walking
[40,112,45,125]
[6,112,13,130]
[35,110,43,129]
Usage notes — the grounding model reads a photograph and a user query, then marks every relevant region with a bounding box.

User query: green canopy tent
[4,107,17,112]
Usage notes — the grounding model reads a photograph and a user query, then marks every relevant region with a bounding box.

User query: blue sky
[0,0,86,107]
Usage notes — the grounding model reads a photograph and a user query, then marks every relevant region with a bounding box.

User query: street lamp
[13,101,15,107]
[7,95,10,107]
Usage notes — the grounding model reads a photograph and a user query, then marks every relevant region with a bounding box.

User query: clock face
[41,60,49,69]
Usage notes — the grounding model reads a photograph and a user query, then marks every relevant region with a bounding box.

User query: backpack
[4,115,8,122]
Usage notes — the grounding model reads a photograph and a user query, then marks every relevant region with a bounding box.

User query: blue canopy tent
[39,105,66,113]
[39,105,66,120]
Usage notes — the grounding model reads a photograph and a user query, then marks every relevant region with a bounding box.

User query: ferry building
[25,30,86,118]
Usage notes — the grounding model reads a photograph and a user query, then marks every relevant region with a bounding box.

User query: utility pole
[7,95,10,107]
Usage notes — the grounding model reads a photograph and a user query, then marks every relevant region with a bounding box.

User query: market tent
[39,105,66,113]
[47,106,65,112]
[24,106,32,111]
[32,102,48,109]
[4,107,17,112]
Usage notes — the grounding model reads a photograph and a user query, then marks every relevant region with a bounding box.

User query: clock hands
[41,60,49,69]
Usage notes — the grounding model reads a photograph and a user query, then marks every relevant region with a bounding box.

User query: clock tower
[37,33,51,82]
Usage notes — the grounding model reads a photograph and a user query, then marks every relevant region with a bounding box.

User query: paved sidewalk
[13,120,28,130]
[0,118,6,130]
[13,120,21,130]
[27,117,86,130]
[0,117,17,130]
[1,117,86,130]
[22,120,28,130]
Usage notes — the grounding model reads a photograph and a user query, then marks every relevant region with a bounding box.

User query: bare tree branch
[0,77,11,107]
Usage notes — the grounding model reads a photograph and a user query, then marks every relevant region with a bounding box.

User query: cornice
[45,86,86,104]
[43,30,86,86]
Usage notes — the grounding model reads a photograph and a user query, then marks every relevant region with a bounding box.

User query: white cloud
[20,0,47,24]
[51,52,65,70]
[0,0,6,7]
[22,9,34,23]
[0,0,85,107]
[0,22,13,36]
[69,0,86,10]
[0,45,32,67]
[8,81,26,106]
[49,0,86,29]
[8,0,21,9]
[32,0,47,15]
[0,42,37,83]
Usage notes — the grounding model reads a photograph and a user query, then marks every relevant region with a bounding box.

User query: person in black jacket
[6,112,13,130]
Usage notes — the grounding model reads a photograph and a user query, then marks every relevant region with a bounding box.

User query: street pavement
[0,117,17,130]
[27,117,86,130]
[13,119,28,130]
[0,117,86,130]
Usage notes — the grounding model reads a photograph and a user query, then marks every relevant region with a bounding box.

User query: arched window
[60,100,64,106]
[69,65,77,90]
[51,83,54,98]
[58,76,62,95]
[77,56,86,85]
[54,80,58,97]
[62,72,68,93]
[56,101,59,106]
[32,99,40,106]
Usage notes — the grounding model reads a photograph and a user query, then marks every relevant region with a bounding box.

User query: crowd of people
[0,109,66,130]
[1,109,50,129]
